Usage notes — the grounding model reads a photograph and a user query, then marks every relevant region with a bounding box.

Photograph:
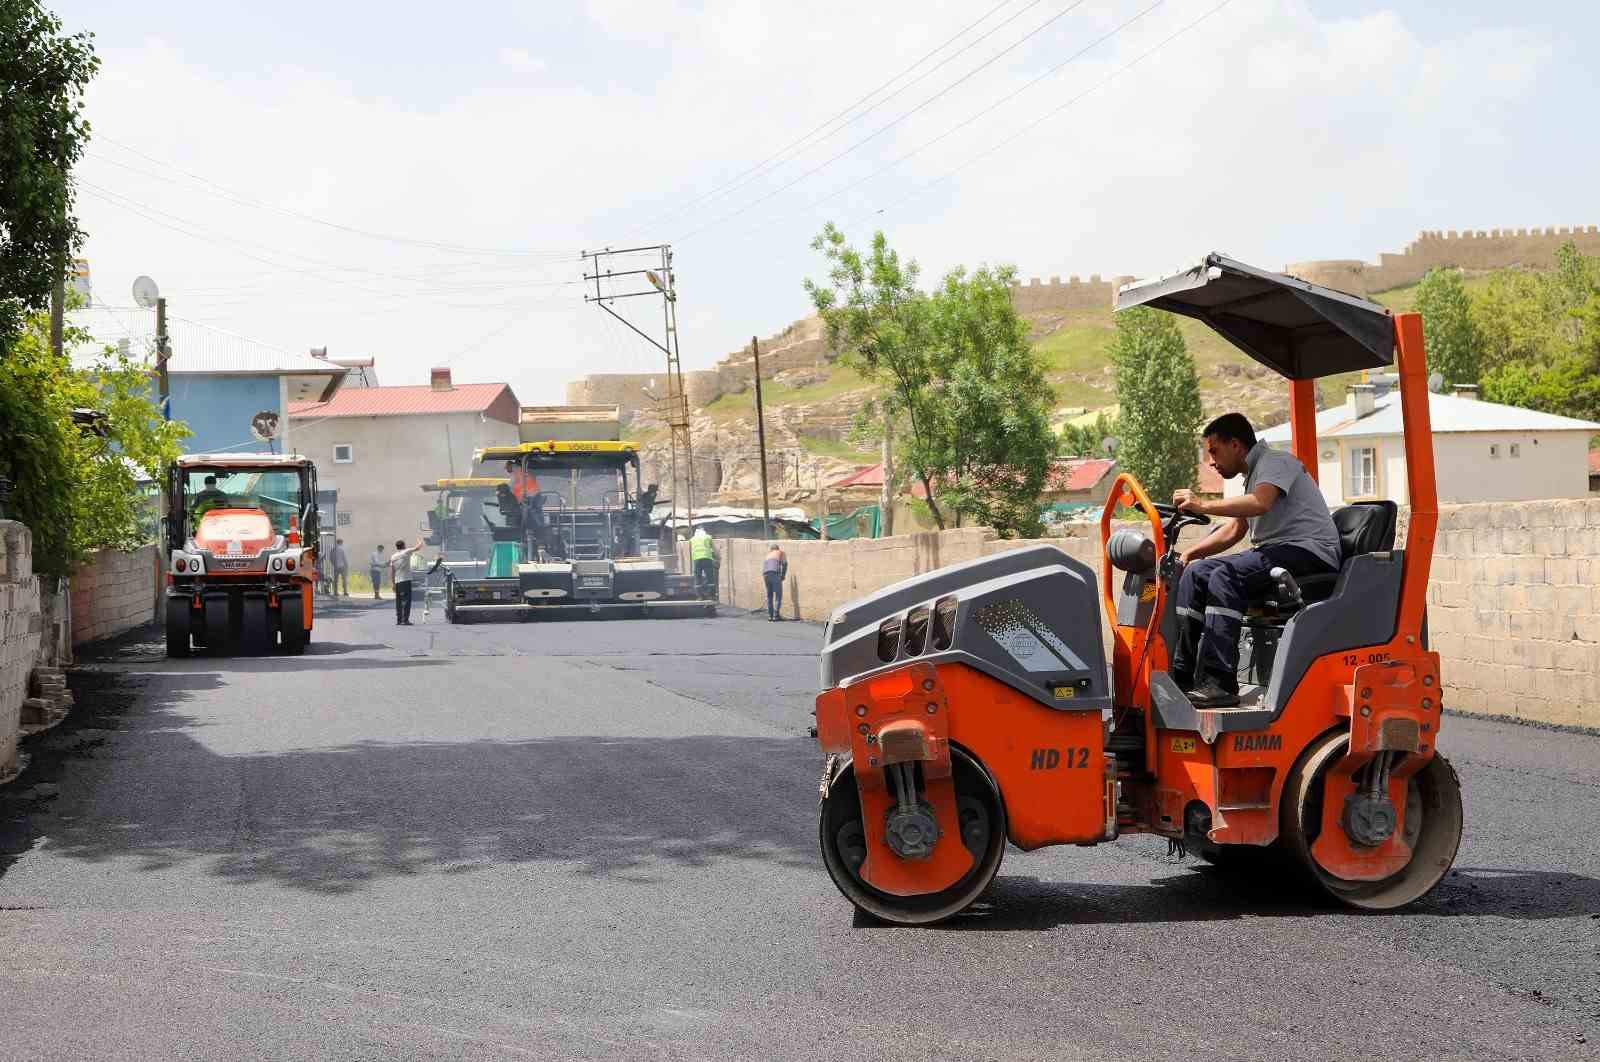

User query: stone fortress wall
[1288,225,1600,298]
[568,225,1600,420]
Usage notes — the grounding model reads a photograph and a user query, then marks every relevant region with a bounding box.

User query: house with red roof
[830,456,1121,531]
[288,368,520,561]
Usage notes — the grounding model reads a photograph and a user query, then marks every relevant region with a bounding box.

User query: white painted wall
[291,412,519,559]
[1222,431,1590,507]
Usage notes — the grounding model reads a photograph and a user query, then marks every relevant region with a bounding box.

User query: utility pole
[155,297,171,420]
[751,336,771,543]
[583,244,694,539]
[878,412,894,538]
[49,270,65,358]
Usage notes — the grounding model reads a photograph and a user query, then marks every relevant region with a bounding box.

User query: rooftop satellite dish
[1427,372,1445,394]
[132,275,161,309]
[250,410,281,441]
[1101,436,1120,457]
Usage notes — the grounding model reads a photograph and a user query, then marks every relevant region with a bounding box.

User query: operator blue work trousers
[1170,544,1333,693]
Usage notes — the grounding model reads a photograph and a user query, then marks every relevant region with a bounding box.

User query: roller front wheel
[819,745,1006,926]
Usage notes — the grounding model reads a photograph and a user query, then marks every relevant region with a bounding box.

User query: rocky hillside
[628,282,1430,502]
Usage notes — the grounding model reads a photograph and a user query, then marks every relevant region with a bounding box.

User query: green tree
[1109,307,1203,500]
[1471,268,1550,372]
[0,310,189,576]
[804,224,1056,536]
[1414,267,1481,385]
[1475,241,1600,421]
[1059,410,1119,458]
[925,263,1057,537]
[0,1,99,353]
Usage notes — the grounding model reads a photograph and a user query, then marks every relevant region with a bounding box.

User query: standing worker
[389,537,424,625]
[690,526,718,599]
[330,538,350,597]
[763,543,789,622]
[368,544,386,600]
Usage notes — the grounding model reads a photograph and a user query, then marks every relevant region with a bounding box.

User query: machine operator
[1169,412,1340,708]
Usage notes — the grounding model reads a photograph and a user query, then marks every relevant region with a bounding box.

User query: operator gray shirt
[1244,441,1341,569]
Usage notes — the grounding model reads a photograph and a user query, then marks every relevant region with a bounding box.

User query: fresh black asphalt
[1,595,1596,1060]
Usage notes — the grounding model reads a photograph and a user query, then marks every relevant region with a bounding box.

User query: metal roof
[1260,391,1600,443]
[288,382,515,419]
[1116,254,1395,380]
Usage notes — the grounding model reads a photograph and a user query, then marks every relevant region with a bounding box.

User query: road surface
[2,596,1596,1060]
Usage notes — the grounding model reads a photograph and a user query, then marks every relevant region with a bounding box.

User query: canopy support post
[1289,379,1319,483]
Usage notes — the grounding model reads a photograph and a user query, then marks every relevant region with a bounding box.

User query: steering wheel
[1151,502,1211,527]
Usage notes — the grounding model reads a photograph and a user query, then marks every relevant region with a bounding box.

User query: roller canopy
[1115,254,1395,380]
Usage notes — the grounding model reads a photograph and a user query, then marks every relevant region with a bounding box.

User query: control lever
[1270,566,1304,612]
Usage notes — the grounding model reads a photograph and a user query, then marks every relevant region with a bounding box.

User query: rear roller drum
[165,598,191,658]
[278,592,307,655]
[819,745,1006,926]
[1281,730,1463,910]
[203,596,231,656]
[240,594,273,656]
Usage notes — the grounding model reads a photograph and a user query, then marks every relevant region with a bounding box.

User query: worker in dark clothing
[763,544,789,621]
[1169,413,1341,707]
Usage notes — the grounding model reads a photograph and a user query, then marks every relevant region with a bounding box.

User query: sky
[56,0,1599,405]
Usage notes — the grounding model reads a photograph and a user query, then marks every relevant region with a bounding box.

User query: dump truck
[163,453,321,656]
[813,254,1463,924]
[441,406,710,621]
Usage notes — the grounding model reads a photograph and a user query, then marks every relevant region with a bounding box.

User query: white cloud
[497,46,545,72]
[67,0,1568,408]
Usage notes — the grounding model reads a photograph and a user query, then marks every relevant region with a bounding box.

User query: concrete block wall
[1423,498,1600,728]
[1,522,43,781]
[719,498,1600,729]
[69,545,160,646]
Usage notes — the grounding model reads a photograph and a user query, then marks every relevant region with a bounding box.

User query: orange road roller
[814,254,1463,924]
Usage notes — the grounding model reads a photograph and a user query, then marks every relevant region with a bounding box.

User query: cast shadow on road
[2,668,822,894]
[905,861,1600,930]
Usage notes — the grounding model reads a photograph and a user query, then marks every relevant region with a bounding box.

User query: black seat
[1296,500,1398,603]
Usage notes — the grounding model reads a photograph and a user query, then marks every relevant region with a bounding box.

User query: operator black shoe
[1188,681,1240,708]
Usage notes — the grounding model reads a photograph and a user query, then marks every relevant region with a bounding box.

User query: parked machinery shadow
[3,666,821,894]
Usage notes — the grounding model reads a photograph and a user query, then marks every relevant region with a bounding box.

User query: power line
[78,182,586,308]
[91,134,585,260]
[701,0,1174,247]
[842,0,1237,231]
[626,0,1028,233]
[671,0,1096,244]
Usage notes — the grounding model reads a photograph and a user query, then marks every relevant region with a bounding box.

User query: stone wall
[717,497,1600,729]
[1289,225,1600,297]
[1008,274,1135,315]
[1,522,43,782]
[70,545,160,646]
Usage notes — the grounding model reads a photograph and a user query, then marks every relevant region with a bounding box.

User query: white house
[1232,384,1600,506]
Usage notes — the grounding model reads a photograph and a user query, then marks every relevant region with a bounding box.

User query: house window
[1509,443,1521,458]
[1346,446,1377,498]
[333,444,354,464]
[1489,444,1499,458]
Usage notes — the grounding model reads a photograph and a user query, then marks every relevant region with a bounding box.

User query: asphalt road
[1,595,1597,1061]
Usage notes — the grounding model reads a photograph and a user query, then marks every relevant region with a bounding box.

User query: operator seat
[1296,501,1398,603]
